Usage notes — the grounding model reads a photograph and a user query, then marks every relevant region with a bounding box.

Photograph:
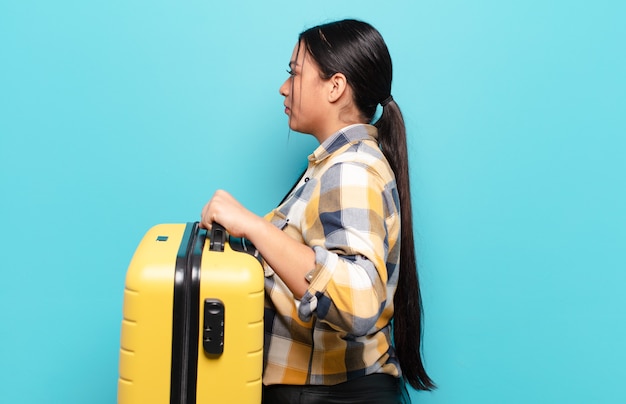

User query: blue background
[1,1,624,403]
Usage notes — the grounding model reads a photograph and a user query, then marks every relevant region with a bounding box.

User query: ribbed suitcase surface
[118,222,264,403]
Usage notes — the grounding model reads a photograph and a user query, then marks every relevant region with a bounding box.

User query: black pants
[262,374,410,404]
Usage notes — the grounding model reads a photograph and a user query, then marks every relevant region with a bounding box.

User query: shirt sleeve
[297,161,391,336]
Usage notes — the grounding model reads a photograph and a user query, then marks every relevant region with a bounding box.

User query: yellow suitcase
[118,222,264,403]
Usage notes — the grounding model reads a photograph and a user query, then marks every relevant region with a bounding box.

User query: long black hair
[299,19,435,391]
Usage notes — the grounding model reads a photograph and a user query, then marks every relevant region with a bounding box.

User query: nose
[279,78,289,97]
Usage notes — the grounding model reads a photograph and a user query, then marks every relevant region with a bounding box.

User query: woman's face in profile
[279,42,328,137]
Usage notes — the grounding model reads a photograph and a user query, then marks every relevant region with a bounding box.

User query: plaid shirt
[263,124,402,386]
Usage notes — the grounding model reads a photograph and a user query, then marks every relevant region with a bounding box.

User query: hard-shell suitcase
[118,222,264,403]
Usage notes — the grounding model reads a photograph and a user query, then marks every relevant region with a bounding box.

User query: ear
[327,73,348,103]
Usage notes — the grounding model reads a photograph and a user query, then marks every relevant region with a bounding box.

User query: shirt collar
[309,124,379,164]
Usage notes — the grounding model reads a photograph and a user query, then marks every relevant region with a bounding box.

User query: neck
[313,120,366,144]
[313,109,366,143]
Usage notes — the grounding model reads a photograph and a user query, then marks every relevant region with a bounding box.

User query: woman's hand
[199,189,262,239]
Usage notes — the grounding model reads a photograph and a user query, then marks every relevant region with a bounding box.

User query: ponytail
[376,100,435,391]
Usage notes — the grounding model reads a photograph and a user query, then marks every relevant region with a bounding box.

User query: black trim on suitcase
[168,222,262,403]
[170,222,204,404]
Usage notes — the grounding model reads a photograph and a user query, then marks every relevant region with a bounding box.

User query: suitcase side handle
[209,222,227,252]
[207,222,262,263]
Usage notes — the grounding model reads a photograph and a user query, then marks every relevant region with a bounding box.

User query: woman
[200,19,434,403]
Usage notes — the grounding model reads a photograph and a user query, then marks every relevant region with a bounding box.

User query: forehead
[289,41,307,66]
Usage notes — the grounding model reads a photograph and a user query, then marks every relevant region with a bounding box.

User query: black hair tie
[380,95,394,107]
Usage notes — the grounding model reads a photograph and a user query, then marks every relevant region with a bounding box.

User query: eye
[286,69,296,77]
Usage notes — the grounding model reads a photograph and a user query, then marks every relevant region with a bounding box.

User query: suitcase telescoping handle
[209,222,227,252]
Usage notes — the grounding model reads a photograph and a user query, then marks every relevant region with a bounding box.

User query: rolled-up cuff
[297,245,337,321]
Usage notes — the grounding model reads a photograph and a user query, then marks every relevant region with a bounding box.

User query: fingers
[199,199,214,229]
[199,190,231,229]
